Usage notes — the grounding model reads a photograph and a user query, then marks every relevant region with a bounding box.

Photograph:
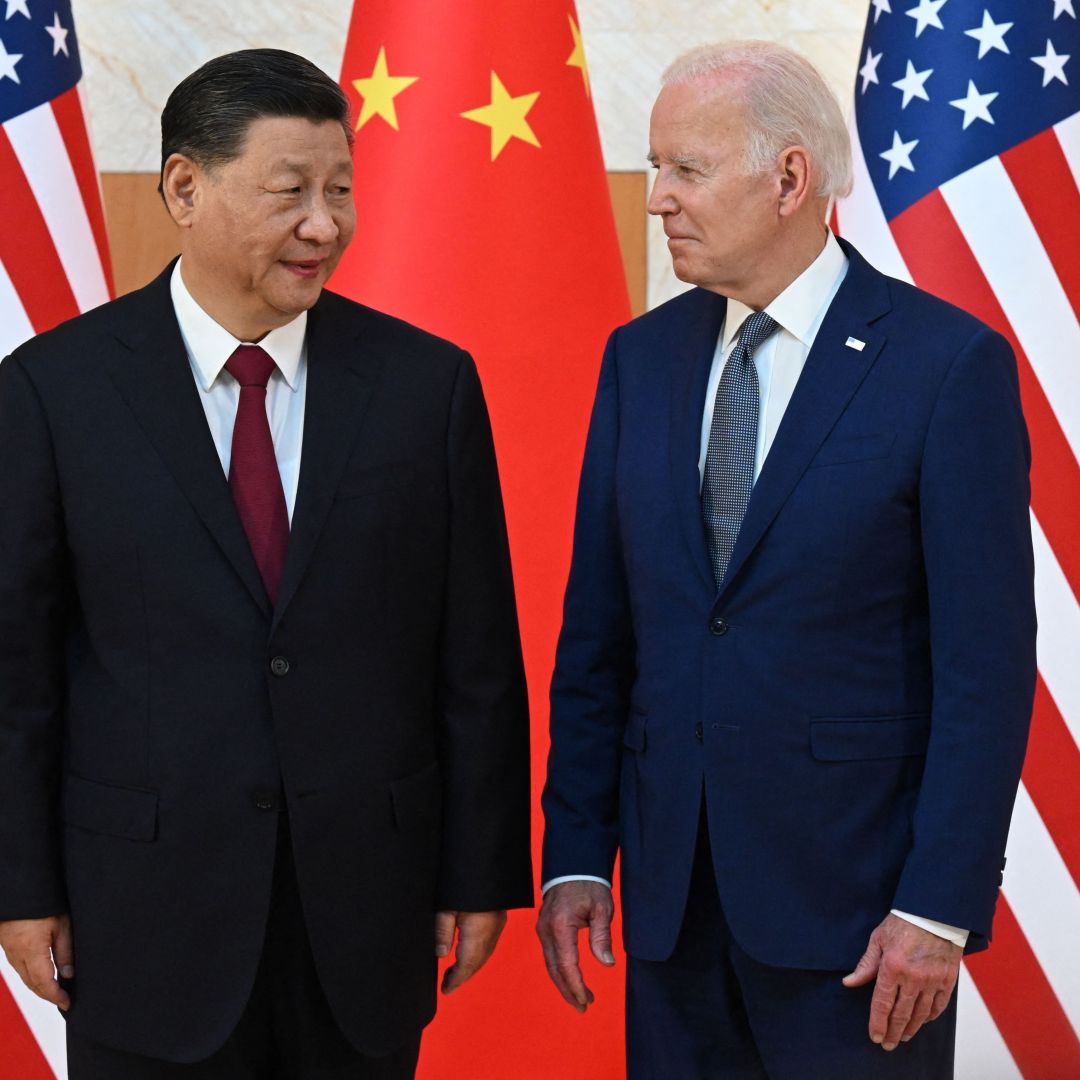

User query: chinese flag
[333,2,631,1077]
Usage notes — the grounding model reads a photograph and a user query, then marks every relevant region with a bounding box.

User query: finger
[842,941,883,988]
[441,920,498,994]
[539,929,585,1011]
[900,990,936,1043]
[868,975,898,1044]
[434,911,457,959]
[928,989,952,1022]
[882,987,919,1051]
[23,952,69,1010]
[53,917,75,980]
[587,905,615,966]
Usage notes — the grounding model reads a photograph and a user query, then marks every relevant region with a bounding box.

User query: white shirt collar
[170,259,307,391]
[721,231,848,350]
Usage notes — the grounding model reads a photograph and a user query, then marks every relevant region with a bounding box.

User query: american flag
[0,0,111,360]
[0,1,109,1076]
[835,1,1080,1076]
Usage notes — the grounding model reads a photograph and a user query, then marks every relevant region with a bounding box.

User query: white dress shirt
[545,234,968,949]
[170,260,307,523]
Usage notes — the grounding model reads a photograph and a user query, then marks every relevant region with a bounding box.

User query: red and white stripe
[0,83,112,358]
[0,78,111,1080]
[837,111,1080,1078]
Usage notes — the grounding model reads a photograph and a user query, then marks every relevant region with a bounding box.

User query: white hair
[662,40,853,200]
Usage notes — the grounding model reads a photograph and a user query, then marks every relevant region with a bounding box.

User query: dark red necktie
[225,345,289,604]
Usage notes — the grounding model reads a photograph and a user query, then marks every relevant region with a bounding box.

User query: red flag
[335,3,631,1076]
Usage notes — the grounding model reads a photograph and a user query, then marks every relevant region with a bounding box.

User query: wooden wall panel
[102,172,648,315]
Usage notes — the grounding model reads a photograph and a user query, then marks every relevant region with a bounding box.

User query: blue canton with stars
[0,0,80,126]
[856,0,1079,221]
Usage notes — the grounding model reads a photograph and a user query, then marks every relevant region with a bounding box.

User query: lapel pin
[845,336,866,352]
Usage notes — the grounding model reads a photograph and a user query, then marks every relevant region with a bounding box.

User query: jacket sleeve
[891,326,1037,945]
[0,353,72,920]
[541,329,636,885]
[434,351,533,911]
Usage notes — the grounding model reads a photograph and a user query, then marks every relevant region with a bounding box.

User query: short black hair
[159,48,352,191]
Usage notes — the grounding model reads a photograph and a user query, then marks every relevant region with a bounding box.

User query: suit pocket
[809,713,930,761]
[335,460,418,501]
[808,433,895,468]
[622,710,647,753]
[61,773,158,841]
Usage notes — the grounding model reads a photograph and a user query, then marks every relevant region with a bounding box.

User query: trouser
[626,818,956,1080]
[66,814,422,1079]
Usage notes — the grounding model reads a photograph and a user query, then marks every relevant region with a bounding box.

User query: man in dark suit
[0,49,531,1078]
[537,41,1035,1078]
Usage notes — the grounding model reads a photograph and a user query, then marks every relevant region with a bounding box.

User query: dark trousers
[626,821,957,1080]
[66,815,421,1080]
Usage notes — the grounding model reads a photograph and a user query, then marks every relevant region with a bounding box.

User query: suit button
[253,790,278,811]
[694,723,704,743]
[709,617,728,636]
[270,656,290,677]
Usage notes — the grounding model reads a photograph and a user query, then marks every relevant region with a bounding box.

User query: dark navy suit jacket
[542,239,1036,969]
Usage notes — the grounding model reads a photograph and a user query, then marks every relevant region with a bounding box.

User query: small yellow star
[461,71,541,161]
[352,46,419,132]
[566,14,590,97]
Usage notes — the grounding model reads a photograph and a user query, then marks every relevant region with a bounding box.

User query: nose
[647,171,676,217]
[297,196,339,244]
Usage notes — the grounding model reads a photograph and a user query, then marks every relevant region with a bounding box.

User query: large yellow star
[461,72,541,161]
[352,46,418,132]
[566,14,590,97]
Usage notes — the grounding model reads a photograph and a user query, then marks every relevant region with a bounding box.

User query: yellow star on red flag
[352,46,419,131]
[566,15,590,97]
[461,71,541,161]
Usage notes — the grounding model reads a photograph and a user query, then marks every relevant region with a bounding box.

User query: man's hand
[434,910,507,994]
[535,880,615,1013]
[843,913,962,1051]
[0,915,74,1011]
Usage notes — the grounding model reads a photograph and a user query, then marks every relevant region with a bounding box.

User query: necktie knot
[736,310,780,359]
[226,345,276,389]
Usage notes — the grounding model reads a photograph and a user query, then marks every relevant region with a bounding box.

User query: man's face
[647,79,778,299]
[178,115,355,337]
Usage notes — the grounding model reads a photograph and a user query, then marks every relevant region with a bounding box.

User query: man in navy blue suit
[537,41,1036,1078]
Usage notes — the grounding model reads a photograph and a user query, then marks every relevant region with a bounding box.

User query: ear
[161,154,201,228]
[775,145,813,219]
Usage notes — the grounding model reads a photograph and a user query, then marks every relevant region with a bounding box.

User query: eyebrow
[646,151,706,168]
[269,160,354,174]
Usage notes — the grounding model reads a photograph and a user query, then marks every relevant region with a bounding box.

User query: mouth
[281,259,325,280]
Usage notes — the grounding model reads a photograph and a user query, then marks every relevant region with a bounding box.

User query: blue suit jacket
[542,239,1036,969]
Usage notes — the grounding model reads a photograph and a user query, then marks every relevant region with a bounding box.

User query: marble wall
[72,0,869,307]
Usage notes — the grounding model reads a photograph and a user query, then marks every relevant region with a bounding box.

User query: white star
[880,130,919,179]
[949,80,998,129]
[906,0,948,38]
[965,10,1013,59]
[859,47,883,93]
[1052,0,1075,20]
[1032,39,1070,86]
[0,36,22,82]
[872,0,893,22]
[892,60,933,107]
[44,11,68,57]
[4,0,30,20]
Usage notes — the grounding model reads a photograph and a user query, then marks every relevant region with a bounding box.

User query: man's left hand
[842,913,962,1051]
[434,910,507,994]
[842,915,963,1049]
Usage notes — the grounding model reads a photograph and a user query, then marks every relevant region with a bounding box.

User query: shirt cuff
[890,909,970,948]
[541,875,612,896]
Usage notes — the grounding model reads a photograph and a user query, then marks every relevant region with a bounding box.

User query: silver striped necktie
[701,309,780,588]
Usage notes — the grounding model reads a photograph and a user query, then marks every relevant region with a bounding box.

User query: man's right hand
[535,880,615,1012]
[0,915,74,1011]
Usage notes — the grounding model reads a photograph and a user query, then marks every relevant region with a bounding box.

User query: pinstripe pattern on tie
[701,310,779,588]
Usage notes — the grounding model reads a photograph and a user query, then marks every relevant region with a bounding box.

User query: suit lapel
[271,296,384,633]
[717,243,892,597]
[100,265,272,617]
[669,288,728,594]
